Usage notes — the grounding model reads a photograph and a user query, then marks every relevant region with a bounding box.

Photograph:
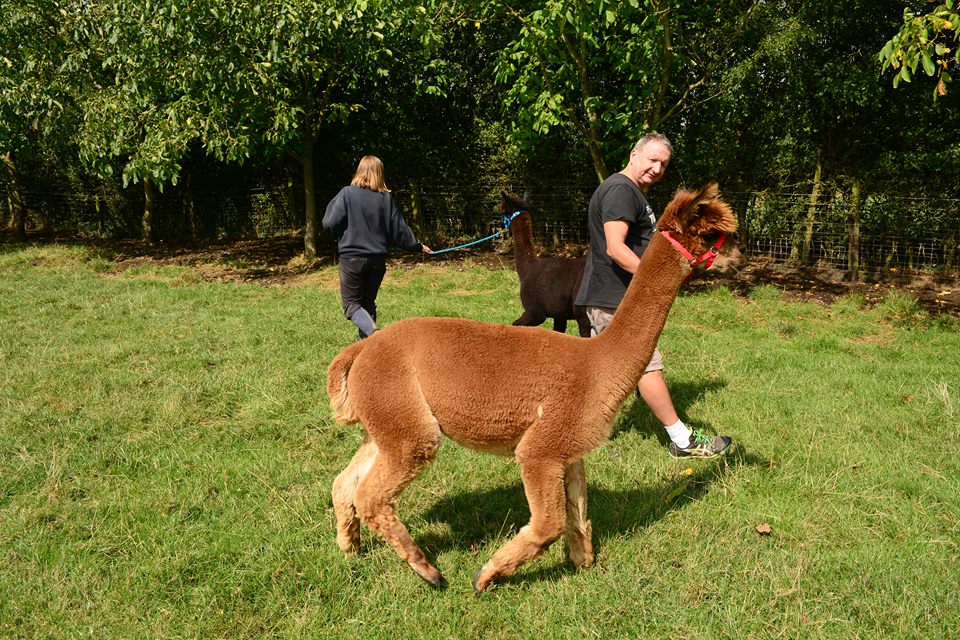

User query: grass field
[2,243,958,639]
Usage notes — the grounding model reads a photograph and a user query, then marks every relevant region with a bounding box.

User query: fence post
[408,178,424,240]
[800,151,823,264]
[847,177,862,281]
[142,179,156,243]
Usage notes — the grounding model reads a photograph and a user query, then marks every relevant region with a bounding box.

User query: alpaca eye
[703,232,721,244]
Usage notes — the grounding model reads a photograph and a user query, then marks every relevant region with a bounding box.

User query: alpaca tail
[326,340,366,425]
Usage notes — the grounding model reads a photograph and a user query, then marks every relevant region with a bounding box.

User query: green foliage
[879,1,960,98]
[2,0,959,245]
[69,0,205,188]
[486,0,761,178]
[0,0,82,179]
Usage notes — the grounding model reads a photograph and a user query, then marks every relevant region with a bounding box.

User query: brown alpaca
[503,193,592,337]
[328,183,741,592]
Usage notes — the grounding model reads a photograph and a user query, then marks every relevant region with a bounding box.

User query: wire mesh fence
[4,183,959,275]
[727,191,960,273]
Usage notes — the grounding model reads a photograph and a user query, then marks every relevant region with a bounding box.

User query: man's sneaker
[668,429,732,459]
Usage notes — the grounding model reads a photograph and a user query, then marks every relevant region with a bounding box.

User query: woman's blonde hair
[350,155,389,192]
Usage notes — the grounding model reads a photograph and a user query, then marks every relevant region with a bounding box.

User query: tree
[0,0,78,240]
[70,0,212,242]
[487,0,760,183]
[188,0,450,259]
[879,0,960,98]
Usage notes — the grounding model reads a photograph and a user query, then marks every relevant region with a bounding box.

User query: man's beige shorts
[585,306,664,373]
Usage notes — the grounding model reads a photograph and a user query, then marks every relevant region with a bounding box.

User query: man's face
[630,141,671,186]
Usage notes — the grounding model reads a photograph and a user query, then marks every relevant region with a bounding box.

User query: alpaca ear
[675,182,721,232]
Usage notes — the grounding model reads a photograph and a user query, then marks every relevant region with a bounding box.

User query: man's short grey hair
[633,133,673,155]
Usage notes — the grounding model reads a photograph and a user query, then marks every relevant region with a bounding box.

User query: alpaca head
[500,192,533,236]
[655,183,743,273]
[500,192,530,217]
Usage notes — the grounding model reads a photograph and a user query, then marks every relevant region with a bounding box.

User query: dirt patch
[684,256,960,316]
[6,232,959,316]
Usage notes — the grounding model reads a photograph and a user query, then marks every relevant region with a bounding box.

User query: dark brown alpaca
[503,193,591,338]
[327,183,742,592]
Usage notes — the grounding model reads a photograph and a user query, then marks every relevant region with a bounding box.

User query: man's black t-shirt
[574,173,657,309]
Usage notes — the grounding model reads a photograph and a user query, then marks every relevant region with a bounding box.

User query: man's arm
[604,220,641,274]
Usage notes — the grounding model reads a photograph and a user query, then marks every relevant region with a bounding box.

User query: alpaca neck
[512,225,539,275]
[593,234,690,390]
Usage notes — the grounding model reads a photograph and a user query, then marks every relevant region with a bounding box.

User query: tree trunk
[800,151,823,265]
[647,0,673,133]
[846,176,862,281]
[2,151,26,241]
[559,30,609,183]
[301,127,318,260]
[586,136,609,184]
[142,179,156,243]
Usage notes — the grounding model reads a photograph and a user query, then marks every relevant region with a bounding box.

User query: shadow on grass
[410,444,769,589]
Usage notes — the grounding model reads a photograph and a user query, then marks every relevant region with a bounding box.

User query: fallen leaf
[662,478,691,503]
[938,290,951,296]
[756,523,772,535]
[903,396,913,403]
[680,467,694,477]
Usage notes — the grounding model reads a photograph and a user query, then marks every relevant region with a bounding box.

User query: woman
[322,156,432,339]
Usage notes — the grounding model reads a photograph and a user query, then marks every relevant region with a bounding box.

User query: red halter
[658,230,727,269]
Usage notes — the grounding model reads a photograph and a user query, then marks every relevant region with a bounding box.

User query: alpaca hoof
[567,548,593,570]
[336,533,361,555]
[410,563,445,589]
[472,568,493,594]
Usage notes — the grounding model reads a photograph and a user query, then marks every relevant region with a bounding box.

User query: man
[574,133,731,458]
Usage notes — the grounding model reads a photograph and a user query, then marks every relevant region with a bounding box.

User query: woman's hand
[421,244,433,254]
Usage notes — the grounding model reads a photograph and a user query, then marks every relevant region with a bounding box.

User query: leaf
[755,523,772,535]
[662,477,691,503]
[922,52,936,76]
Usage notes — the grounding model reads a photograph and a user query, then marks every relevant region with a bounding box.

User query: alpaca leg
[552,318,568,334]
[563,459,593,569]
[332,436,379,553]
[512,309,546,327]
[575,316,592,338]
[472,460,566,593]
[354,431,444,587]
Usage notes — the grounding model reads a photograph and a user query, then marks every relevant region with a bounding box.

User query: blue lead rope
[427,211,522,256]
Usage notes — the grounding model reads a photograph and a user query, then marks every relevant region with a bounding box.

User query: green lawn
[1,243,958,639]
